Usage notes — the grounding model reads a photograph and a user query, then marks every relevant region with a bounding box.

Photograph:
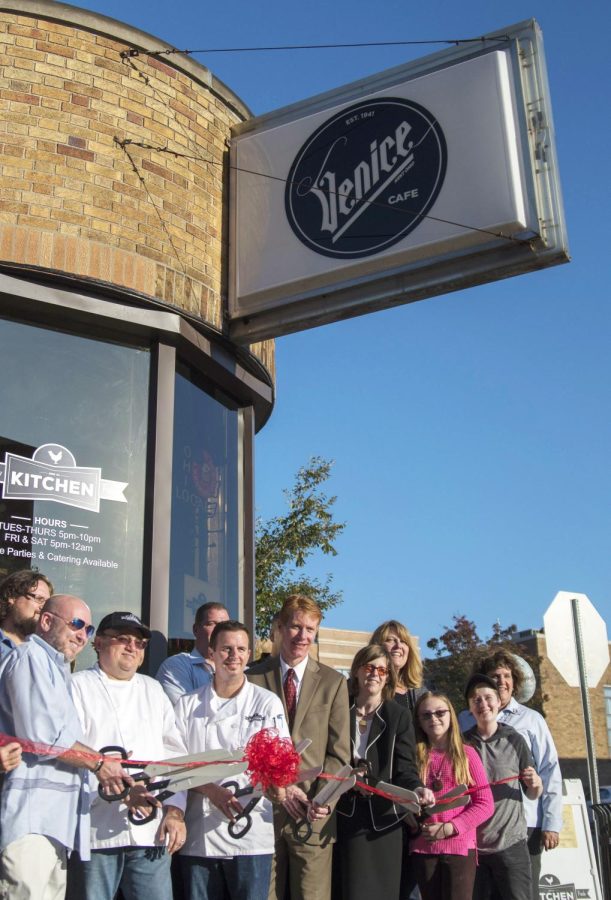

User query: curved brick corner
[0,0,274,372]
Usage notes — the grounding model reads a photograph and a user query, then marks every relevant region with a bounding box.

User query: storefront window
[0,317,149,668]
[168,367,239,647]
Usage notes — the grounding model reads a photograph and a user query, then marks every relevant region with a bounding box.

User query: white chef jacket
[71,665,187,849]
[174,678,289,858]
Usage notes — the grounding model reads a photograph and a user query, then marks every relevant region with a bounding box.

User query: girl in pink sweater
[410,692,494,900]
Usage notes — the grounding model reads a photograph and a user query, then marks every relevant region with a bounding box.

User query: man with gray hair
[0,594,128,899]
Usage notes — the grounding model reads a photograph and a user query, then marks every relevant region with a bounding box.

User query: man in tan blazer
[248,595,350,900]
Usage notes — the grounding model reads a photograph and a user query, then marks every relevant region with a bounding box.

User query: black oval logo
[285,97,447,259]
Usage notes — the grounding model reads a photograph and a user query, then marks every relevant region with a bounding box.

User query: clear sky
[78,0,610,649]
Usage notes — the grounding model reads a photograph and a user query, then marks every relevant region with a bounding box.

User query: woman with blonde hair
[411,692,494,900]
[370,620,426,713]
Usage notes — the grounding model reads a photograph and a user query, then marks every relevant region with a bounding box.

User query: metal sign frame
[228,19,569,343]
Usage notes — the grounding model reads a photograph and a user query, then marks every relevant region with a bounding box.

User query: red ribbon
[0,730,523,804]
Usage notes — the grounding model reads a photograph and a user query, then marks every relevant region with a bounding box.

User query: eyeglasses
[101,633,149,650]
[46,610,95,639]
[25,592,49,605]
[419,709,450,721]
[361,664,388,677]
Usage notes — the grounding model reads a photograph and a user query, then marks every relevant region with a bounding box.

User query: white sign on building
[229,19,568,342]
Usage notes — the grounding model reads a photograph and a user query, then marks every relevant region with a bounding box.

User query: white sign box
[228,19,568,342]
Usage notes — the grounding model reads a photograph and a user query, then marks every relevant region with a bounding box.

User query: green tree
[255,457,345,637]
[424,615,541,712]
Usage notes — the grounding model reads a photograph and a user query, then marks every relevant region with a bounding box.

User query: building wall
[317,627,371,673]
[0,0,273,375]
[515,633,611,791]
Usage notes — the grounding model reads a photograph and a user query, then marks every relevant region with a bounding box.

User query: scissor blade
[294,739,312,756]
[311,765,355,807]
[143,748,241,778]
[437,783,468,801]
[163,761,248,792]
[421,783,469,818]
[423,795,470,818]
[375,782,421,813]
[295,766,323,784]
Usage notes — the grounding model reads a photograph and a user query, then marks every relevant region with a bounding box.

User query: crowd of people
[0,568,563,900]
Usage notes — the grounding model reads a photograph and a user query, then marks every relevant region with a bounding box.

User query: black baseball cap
[97,611,151,639]
[464,673,500,702]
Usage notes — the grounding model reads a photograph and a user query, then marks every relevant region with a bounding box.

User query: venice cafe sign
[227,19,568,343]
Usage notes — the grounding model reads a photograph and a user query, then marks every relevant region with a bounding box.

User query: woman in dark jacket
[334,644,434,900]
[370,620,427,714]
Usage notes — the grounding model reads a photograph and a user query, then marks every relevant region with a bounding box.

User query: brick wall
[0,0,274,375]
[516,634,611,791]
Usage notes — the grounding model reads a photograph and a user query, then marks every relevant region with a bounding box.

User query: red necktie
[284,668,297,730]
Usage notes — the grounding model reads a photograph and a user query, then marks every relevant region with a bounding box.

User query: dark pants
[180,853,273,900]
[474,840,532,900]
[412,850,476,900]
[400,825,421,900]
[527,828,543,900]
[489,830,543,900]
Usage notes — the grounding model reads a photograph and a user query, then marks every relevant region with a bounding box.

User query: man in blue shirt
[0,568,53,658]
[156,601,229,705]
[0,594,128,899]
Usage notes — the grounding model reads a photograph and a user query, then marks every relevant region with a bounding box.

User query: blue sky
[78,0,610,648]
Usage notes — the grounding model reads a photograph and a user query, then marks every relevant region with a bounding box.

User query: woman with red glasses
[411,692,494,900]
[334,645,434,900]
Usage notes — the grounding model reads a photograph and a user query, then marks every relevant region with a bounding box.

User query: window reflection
[168,369,239,646]
[0,317,149,669]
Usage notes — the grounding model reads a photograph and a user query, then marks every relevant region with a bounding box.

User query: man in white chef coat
[67,611,187,900]
[174,619,289,900]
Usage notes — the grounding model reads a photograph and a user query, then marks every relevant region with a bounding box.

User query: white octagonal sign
[543,591,609,687]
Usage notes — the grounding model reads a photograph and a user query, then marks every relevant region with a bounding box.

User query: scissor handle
[228,809,253,839]
[221,780,240,793]
[128,803,159,826]
[223,779,252,838]
[227,795,261,839]
[97,745,136,802]
[292,816,313,844]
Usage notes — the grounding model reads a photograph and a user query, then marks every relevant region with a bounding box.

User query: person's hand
[282,784,310,820]
[352,764,370,797]
[542,830,559,851]
[415,786,436,807]
[265,785,287,803]
[125,782,160,821]
[307,802,330,823]
[95,756,134,796]
[520,766,542,791]
[198,782,243,821]
[421,821,454,842]
[158,806,186,854]
[0,742,22,773]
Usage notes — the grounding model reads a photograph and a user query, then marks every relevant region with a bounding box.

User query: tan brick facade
[0,0,274,375]
[514,633,611,790]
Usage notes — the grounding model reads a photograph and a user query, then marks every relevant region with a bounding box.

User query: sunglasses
[46,610,95,639]
[101,633,149,650]
[361,663,388,677]
[419,709,450,721]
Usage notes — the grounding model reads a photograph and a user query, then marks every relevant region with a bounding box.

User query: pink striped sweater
[411,745,494,857]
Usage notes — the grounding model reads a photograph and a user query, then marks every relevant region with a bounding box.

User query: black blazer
[337,698,422,832]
